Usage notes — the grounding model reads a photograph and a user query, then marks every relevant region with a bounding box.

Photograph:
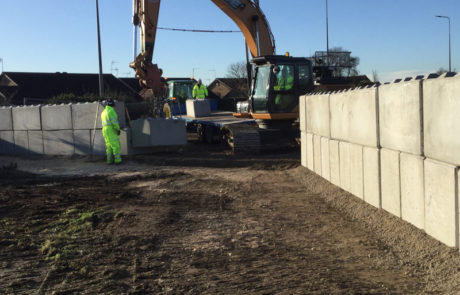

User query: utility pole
[96,0,104,96]
[436,15,452,72]
[0,58,3,74]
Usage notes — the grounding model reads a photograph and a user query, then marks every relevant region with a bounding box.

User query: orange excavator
[130,0,314,152]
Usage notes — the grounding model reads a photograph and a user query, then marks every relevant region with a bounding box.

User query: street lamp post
[96,0,104,96]
[436,15,451,72]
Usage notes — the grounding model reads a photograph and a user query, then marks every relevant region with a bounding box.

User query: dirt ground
[1,143,460,294]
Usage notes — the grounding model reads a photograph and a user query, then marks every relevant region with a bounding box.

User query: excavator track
[222,124,261,155]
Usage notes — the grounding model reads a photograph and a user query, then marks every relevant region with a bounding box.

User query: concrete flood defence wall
[0,101,186,157]
[300,73,460,249]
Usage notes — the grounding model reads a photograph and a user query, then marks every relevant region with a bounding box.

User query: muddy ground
[1,144,460,294]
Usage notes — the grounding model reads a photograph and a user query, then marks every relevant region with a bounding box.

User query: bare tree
[226,61,247,79]
[372,69,379,82]
[436,67,448,75]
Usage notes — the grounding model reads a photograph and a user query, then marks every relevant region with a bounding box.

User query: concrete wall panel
[330,87,378,147]
[73,130,91,155]
[0,107,13,130]
[299,95,307,132]
[306,93,330,137]
[300,132,307,168]
[28,131,43,154]
[424,74,460,165]
[114,101,126,129]
[321,137,330,181]
[0,131,15,154]
[306,133,314,170]
[313,134,322,175]
[43,130,74,155]
[400,153,425,230]
[186,99,211,118]
[425,158,458,248]
[329,140,340,186]
[379,80,423,155]
[41,104,72,130]
[350,144,364,199]
[14,131,28,154]
[131,118,186,148]
[363,147,381,208]
[72,102,103,130]
[381,148,401,217]
[90,129,106,155]
[339,141,351,192]
[12,106,41,131]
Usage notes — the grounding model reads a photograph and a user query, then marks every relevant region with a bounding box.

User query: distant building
[207,78,249,111]
[0,72,141,105]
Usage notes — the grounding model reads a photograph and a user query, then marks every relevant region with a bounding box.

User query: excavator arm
[129,0,276,97]
[129,0,164,96]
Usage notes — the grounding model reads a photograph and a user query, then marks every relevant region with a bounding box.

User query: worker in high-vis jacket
[101,99,121,164]
[192,79,208,99]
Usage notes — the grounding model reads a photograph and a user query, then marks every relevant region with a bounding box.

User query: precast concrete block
[313,134,322,175]
[363,147,381,208]
[120,128,132,156]
[114,101,126,129]
[424,74,460,165]
[306,93,330,137]
[381,148,401,217]
[0,131,15,154]
[329,140,340,186]
[300,131,307,168]
[299,95,307,132]
[73,130,91,155]
[425,158,458,248]
[90,129,106,156]
[131,118,187,148]
[306,133,314,170]
[0,107,13,130]
[321,137,330,181]
[12,105,41,131]
[41,104,72,130]
[330,87,379,147]
[43,130,74,155]
[72,102,103,130]
[28,131,43,155]
[379,80,423,155]
[400,153,425,230]
[350,144,364,200]
[14,131,28,154]
[186,99,211,118]
[339,141,351,192]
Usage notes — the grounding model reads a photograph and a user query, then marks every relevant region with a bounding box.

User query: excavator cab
[236,55,313,120]
[251,55,314,115]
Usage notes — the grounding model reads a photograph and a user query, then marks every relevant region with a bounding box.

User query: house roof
[208,78,249,99]
[0,72,141,105]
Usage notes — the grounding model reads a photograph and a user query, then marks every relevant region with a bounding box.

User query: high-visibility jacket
[101,106,120,141]
[192,83,208,99]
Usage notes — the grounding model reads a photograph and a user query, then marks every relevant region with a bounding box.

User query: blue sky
[1,0,459,83]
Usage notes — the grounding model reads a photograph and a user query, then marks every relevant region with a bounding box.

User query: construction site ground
[1,141,460,294]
